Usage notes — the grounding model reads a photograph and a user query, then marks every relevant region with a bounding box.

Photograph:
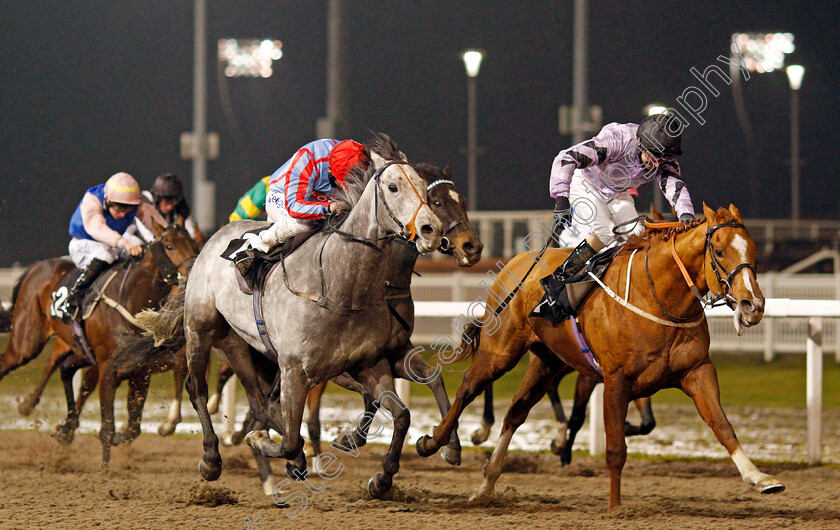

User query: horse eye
[388,183,398,193]
[433,201,442,208]
[715,249,724,258]
[166,244,174,251]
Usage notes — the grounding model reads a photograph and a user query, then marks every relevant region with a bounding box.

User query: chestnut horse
[417,204,784,509]
[0,223,197,444]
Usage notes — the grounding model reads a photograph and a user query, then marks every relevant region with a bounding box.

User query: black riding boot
[58,258,110,322]
[538,239,599,319]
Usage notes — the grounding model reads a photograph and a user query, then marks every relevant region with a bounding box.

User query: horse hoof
[367,472,392,499]
[470,430,488,446]
[54,426,75,446]
[244,430,267,449]
[157,423,176,436]
[206,393,220,415]
[112,428,141,446]
[550,438,564,456]
[17,399,37,416]
[415,435,439,457]
[441,446,462,466]
[756,477,785,494]
[198,458,222,481]
[220,432,235,447]
[230,430,246,446]
[303,439,316,458]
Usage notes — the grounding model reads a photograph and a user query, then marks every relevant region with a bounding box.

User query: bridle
[276,159,431,315]
[425,178,463,254]
[147,228,195,285]
[373,161,429,242]
[645,220,756,321]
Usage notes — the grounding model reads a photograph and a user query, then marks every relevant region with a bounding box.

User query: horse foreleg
[185,326,225,481]
[417,345,522,458]
[246,367,308,461]
[207,359,233,415]
[470,385,495,447]
[624,396,656,436]
[472,350,560,501]
[55,358,96,445]
[680,361,784,494]
[561,372,599,465]
[394,346,461,465]
[18,340,72,416]
[158,351,187,436]
[603,375,631,510]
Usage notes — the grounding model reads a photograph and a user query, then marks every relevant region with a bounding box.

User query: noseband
[425,178,464,253]
[373,161,428,242]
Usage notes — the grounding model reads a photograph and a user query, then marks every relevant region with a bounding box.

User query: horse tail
[450,322,482,363]
[111,333,185,377]
[135,285,186,346]
[0,265,33,332]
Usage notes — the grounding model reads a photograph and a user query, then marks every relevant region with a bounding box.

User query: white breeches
[67,236,140,269]
[247,189,311,252]
[569,170,643,246]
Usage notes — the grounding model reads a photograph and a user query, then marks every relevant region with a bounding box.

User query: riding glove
[553,196,572,228]
[679,212,696,228]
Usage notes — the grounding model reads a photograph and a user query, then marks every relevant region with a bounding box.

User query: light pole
[786,64,804,221]
[463,49,483,212]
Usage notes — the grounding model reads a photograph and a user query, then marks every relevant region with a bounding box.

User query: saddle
[531,245,622,323]
[222,228,318,295]
[50,260,126,322]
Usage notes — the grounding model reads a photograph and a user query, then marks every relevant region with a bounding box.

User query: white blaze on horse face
[732,234,758,300]
[448,190,461,204]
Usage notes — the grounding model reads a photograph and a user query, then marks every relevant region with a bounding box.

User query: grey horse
[174,135,442,498]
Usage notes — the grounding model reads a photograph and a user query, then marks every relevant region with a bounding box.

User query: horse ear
[702,202,715,221]
[370,151,387,169]
[649,204,664,221]
[728,203,742,221]
[151,216,166,236]
[443,165,453,179]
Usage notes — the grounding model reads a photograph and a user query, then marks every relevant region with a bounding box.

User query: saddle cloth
[50,260,125,321]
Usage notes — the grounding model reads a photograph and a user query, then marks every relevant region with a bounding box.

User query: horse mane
[621,206,735,253]
[413,162,448,184]
[329,132,407,210]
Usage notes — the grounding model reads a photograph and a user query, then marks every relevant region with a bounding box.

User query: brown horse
[417,204,784,509]
[0,223,197,444]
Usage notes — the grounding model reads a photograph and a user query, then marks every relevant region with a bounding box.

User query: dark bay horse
[417,204,784,509]
[214,162,483,468]
[0,223,197,444]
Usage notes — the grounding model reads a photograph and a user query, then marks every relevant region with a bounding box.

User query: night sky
[2,1,839,267]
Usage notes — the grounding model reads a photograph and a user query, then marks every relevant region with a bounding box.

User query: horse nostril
[462,242,475,253]
[739,299,755,313]
[421,224,435,235]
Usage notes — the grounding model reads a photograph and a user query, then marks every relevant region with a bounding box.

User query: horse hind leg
[305,382,327,470]
[112,373,150,445]
[681,361,784,495]
[54,360,97,445]
[624,396,656,436]
[158,352,187,436]
[185,324,226,481]
[207,359,233,415]
[470,385,494,446]
[245,367,309,461]
[471,350,561,501]
[18,340,72,416]
[561,372,599,466]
